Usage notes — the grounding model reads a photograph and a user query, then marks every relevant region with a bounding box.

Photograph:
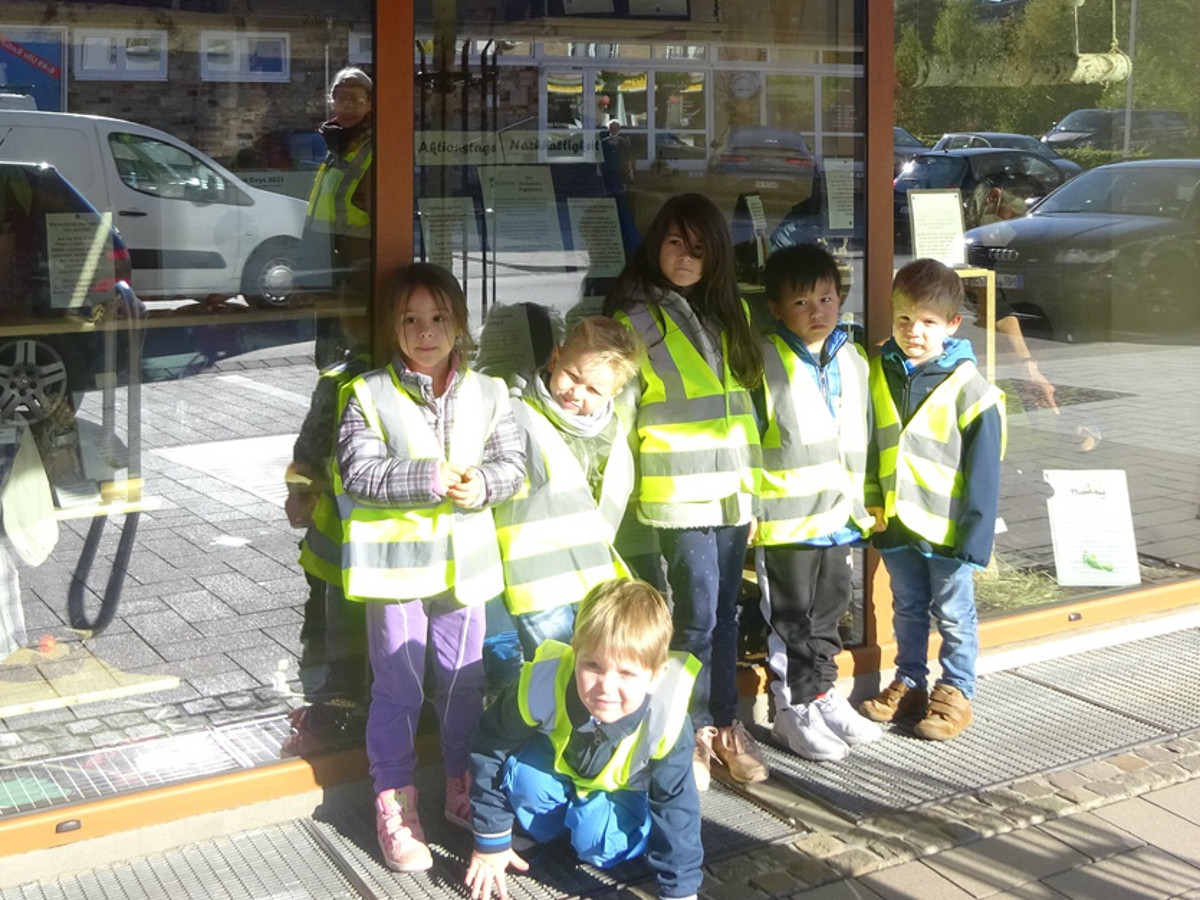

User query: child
[335,263,525,872]
[603,192,767,791]
[859,259,1005,741]
[465,579,703,900]
[754,244,882,762]
[496,315,645,659]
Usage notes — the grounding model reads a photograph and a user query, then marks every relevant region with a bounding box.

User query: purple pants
[364,594,486,794]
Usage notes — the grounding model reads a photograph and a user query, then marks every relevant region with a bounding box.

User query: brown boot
[914,684,974,740]
[858,680,929,723]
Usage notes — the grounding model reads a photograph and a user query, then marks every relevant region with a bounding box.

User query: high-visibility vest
[494,399,633,616]
[870,358,1006,548]
[518,641,699,796]
[334,365,507,605]
[756,335,874,545]
[617,304,761,505]
[299,357,371,586]
[305,135,372,238]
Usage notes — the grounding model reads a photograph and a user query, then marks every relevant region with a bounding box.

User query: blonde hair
[389,263,476,355]
[572,579,672,671]
[559,316,645,393]
[891,258,964,320]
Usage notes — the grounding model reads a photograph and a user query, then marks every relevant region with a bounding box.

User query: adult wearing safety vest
[752,244,882,765]
[494,316,644,659]
[861,259,1005,744]
[466,580,704,900]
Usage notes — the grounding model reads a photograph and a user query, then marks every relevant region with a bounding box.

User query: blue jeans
[659,524,752,728]
[881,547,979,699]
[501,735,651,868]
[513,604,577,661]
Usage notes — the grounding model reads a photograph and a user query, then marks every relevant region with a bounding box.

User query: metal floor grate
[3,821,356,900]
[0,715,289,817]
[762,668,1170,820]
[1011,629,1200,734]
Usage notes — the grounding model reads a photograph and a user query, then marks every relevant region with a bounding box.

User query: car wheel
[0,339,69,421]
[241,237,301,308]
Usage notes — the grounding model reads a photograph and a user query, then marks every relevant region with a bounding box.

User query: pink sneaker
[444,772,472,829]
[375,786,433,873]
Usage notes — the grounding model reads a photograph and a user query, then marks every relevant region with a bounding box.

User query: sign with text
[416,130,600,166]
[567,198,626,278]
[1044,469,1141,587]
[45,212,114,308]
[824,158,856,231]
[416,197,477,270]
[481,167,565,256]
[908,188,966,266]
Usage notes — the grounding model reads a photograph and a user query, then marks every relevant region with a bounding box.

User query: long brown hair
[389,262,475,356]
[604,193,762,390]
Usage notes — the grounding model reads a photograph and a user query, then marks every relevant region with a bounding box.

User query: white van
[0,110,308,306]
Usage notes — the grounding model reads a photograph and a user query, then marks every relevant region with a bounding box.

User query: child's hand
[465,848,529,900]
[447,466,485,508]
[439,461,465,490]
[746,517,758,545]
[284,488,319,529]
[866,506,887,533]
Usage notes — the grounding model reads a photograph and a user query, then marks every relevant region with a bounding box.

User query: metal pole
[1122,0,1137,155]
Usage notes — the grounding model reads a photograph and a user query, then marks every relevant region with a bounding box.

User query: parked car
[894,147,1069,246]
[931,132,1083,178]
[0,160,134,417]
[1040,108,1194,156]
[710,125,816,217]
[964,159,1200,342]
[0,110,308,306]
[893,126,928,175]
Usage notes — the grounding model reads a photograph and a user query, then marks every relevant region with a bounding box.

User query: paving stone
[792,833,850,859]
[1,741,50,761]
[750,871,804,896]
[923,827,1090,896]
[1092,796,1200,868]
[1073,760,1121,781]
[47,736,95,756]
[1109,753,1149,772]
[824,847,890,878]
[1008,778,1057,799]
[1019,793,1078,818]
[1036,811,1145,861]
[1054,785,1107,808]
[1083,779,1133,799]
[89,731,125,749]
[702,882,767,900]
[1134,744,1182,764]
[1043,846,1200,899]
[859,860,973,899]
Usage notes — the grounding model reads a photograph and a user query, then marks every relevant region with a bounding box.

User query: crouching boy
[465,579,703,900]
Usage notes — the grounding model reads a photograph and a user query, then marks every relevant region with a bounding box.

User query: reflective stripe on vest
[335,366,506,605]
[870,358,1006,547]
[618,305,760,505]
[305,138,372,238]
[494,400,631,616]
[756,336,873,545]
[517,641,700,796]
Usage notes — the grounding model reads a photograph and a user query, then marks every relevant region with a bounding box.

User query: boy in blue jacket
[860,259,1005,741]
[466,578,703,900]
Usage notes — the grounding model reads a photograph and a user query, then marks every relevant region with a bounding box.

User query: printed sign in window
[45,212,114,309]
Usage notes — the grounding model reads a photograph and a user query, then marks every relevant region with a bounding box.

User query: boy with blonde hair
[466,579,703,900]
[496,315,645,658]
[860,259,1005,741]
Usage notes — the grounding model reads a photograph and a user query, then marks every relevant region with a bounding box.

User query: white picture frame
[74,29,168,81]
[200,31,290,83]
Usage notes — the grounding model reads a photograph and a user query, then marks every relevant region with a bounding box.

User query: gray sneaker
[772,703,850,762]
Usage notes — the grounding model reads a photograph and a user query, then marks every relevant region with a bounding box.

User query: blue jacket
[867,336,1003,568]
[469,677,702,898]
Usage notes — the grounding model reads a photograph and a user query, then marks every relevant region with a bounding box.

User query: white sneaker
[772,703,849,762]
[814,689,883,746]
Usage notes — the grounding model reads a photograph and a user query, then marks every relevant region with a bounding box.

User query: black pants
[758,543,852,708]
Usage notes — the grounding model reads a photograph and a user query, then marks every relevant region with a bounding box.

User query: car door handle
[118,209,149,218]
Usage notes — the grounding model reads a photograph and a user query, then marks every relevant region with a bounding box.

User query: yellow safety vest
[494,399,633,616]
[298,357,371,586]
[616,304,761,506]
[870,358,1006,548]
[756,335,873,545]
[305,135,372,238]
[334,365,507,605]
[518,641,699,796]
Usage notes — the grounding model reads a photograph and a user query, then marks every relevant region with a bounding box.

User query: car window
[1038,167,1200,216]
[896,155,968,188]
[1056,110,1113,132]
[108,132,231,202]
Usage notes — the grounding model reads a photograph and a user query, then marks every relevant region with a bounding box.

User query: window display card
[1044,469,1141,587]
[417,197,477,271]
[45,211,114,308]
[824,158,856,231]
[907,188,966,266]
[567,197,625,277]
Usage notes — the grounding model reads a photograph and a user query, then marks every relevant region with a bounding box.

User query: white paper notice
[481,166,565,256]
[567,198,626,277]
[908,189,966,266]
[823,159,856,231]
[417,197,477,270]
[473,303,539,381]
[45,212,114,308]
[744,194,768,233]
[1044,469,1141,587]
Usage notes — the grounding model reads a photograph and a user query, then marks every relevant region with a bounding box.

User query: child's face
[546,344,621,417]
[574,649,666,724]
[891,292,962,366]
[658,227,704,290]
[769,275,842,351]
[395,286,456,379]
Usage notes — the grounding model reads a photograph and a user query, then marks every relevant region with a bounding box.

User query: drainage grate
[761,670,1168,820]
[1012,629,1200,734]
[2,821,356,900]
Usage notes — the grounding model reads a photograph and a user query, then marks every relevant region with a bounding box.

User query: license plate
[754,180,781,189]
[997,273,1023,290]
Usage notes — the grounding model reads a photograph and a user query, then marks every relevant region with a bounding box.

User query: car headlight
[1054,248,1118,265]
